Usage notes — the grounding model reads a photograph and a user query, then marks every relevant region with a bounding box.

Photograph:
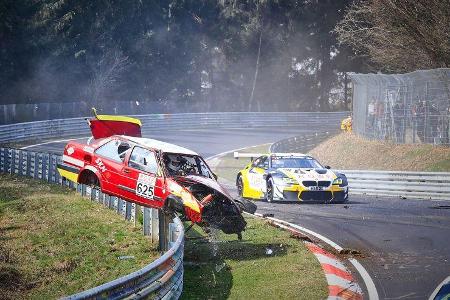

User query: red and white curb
[252,213,379,300]
[305,242,363,300]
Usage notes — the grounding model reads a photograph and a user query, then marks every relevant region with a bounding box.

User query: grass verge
[309,132,450,171]
[0,174,159,299]
[182,215,328,300]
[211,144,271,183]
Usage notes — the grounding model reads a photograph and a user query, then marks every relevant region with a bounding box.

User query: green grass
[212,144,270,183]
[0,175,159,299]
[182,216,328,300]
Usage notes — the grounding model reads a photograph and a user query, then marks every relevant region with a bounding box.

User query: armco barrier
[270,131,338,153]
[0,112,349,144]
[342,170,450,200]
[0,147,184,299]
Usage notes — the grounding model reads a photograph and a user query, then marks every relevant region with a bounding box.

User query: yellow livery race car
[236,153,348,203]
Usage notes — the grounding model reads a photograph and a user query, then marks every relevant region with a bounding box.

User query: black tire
[266,178,274,203]
[237,175,244,197]
[87,173,100,190]
[234,197,257,214]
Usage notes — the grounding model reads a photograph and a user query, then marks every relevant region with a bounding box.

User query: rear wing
[233,152,266,161]
[88,108,142,139]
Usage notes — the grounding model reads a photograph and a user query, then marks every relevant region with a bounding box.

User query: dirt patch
[309,132,450,171]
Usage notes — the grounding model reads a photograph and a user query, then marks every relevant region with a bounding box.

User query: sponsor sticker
[67,146,75,155]
[95,158,107,173]
[136,173,156,200]
[248,173,264,190]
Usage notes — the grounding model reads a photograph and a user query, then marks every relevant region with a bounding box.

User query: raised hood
[88,108,142,139]
[184,175,233,199]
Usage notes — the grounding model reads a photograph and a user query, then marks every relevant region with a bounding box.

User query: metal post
[10,149,16,175]
[143,207,151,236]
[125,201,132,221]
[158,210,171,251]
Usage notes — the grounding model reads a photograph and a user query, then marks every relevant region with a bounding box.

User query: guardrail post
[125,201,132,221]
[0,148,5,173]
[18,150,24,176]
[10,148,16,175]
[158,210,172,251]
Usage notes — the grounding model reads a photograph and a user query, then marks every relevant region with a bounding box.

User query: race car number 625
[136,173,156,199]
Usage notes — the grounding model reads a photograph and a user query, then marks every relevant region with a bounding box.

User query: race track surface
[25,127,450,300]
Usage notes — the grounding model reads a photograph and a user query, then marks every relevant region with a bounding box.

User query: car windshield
[163,153,214,178]
[270,156,323,169]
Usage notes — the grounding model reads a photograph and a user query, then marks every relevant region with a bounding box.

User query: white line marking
[206,143,272,161]
[428,276,450,300]
[349,258,380,300]
[268,216,344,251]
[21,137,89,149]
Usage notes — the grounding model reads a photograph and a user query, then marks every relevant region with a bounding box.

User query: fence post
[0,148,5,173]
[10,149,16,175]
[158,210,172,251]
[125,201,132,221]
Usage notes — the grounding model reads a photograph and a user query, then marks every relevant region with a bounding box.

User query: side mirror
[325,165,331,169]
[212,173,218,180]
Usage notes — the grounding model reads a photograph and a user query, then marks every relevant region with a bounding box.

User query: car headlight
[332,178,343,185]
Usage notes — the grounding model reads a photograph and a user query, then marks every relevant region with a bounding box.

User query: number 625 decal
[136,173,156,200]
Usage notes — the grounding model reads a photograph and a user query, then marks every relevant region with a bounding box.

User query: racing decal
[136,173,156,200]
[63,155,84,168]
[66,146,75,155]
[247,172,265,191]
[95,158,107,173]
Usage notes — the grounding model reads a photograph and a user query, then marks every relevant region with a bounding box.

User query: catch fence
[350,68,450,145]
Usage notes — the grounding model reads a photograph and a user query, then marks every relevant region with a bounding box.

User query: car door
[93,138,132,194]
[119,146,165,209]
[244,155,268,198]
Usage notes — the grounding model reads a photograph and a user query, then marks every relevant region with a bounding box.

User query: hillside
[309,133,450,172]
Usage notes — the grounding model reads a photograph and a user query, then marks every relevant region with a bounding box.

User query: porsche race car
[236,153,348,203]
[57,111,255,238]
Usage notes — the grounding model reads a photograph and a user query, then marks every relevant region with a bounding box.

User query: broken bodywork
[57,110,255,238]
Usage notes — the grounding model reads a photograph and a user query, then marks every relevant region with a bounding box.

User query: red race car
[57,111,255,237]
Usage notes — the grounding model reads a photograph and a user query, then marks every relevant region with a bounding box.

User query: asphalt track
[24,127,450,300]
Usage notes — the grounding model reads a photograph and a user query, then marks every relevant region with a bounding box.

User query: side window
[256,156,268,169]
[197,157,213,178]
[129,147,158,174]
[95,140,125,162]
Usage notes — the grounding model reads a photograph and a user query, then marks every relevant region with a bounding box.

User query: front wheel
[266,178,274,203]
[237,175,244,197]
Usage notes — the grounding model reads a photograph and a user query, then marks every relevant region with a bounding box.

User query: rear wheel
[266,178,274,203]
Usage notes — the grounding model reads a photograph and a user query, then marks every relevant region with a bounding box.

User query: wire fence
[350,68,450,145]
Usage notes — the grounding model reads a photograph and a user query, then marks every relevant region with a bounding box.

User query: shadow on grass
[182,231,289,299]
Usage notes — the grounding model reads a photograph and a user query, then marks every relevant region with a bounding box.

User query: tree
[335,0,450,72]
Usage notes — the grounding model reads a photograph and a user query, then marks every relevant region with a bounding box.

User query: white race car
[236,153,349,203]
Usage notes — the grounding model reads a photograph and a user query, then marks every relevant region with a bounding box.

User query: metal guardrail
[0,112,349,143]
[269,131,338,153]
[341,170,450,200]
[0,147,184,299]
[270,132,450,201]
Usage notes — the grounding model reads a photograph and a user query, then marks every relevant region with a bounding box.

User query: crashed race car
[235,152,349,203]
[57,111,256,238]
